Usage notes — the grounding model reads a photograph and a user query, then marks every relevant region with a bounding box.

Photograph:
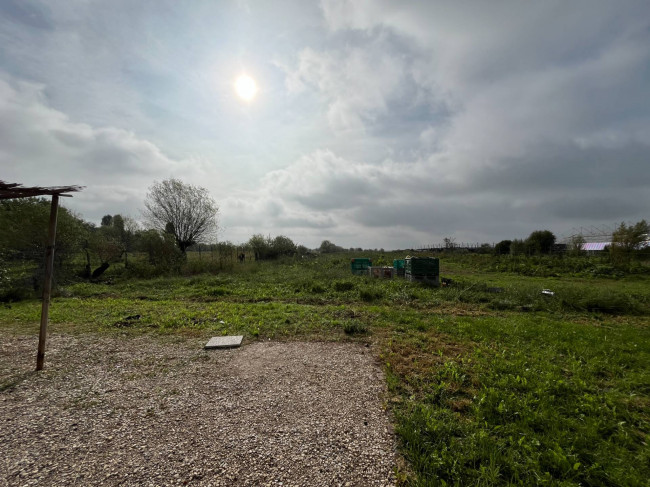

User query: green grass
[1,252,648,485]
[386,313,649,485]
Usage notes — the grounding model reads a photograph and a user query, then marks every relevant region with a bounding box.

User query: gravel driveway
[0,334,396,486]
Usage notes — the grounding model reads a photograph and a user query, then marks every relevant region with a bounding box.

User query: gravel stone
[0,334,396,486]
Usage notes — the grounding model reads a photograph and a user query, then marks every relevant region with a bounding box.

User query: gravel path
[0,334,396,486]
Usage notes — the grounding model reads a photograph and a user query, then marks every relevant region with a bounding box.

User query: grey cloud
[0,0,53,30]
[2,1,649,248]
[286,29,441,134]
[294,178,389,211]
[545,195,644,221]
[0,78,178,180]
[0,75,203,224]
[275,215,337,229]
[50,129,90,148]
[255,141,649,244]
[469,143,650,193]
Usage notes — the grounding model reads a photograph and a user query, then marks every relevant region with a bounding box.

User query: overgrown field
[1,252,648,486]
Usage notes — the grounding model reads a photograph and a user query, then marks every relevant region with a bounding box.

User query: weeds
[343,320,368,335]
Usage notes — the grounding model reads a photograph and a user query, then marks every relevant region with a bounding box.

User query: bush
[560,288,643,315]
[207,287,230,297]
[494,240,512,255]
[360,289,383,302]
[0,285,33,303]
[137,230,184,273]
[525,230,556,255]
[343,320,368,335]
[124,259,170,279]
[333,281,355,292]
[311,284,326,294]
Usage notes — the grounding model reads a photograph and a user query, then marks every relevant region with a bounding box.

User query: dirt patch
[0,334,395,486]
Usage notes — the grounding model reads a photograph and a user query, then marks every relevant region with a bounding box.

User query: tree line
[1,177,647,300]
[493,222,648,262]
[0,179,315,299]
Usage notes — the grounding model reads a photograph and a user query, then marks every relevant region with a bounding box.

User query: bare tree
[143,179,218,254]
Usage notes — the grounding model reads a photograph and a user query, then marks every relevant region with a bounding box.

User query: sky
[1,0,649,249]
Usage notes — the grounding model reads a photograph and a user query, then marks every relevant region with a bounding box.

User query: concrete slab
[205,335,243,349]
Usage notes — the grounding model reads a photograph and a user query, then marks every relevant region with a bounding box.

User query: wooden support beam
[36,195,59,371]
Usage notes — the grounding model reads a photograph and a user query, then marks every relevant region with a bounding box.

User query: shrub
[494,240,512,255]
[360,289,383,302]
[560,288,643,315]
[343,320,368,335]
[525,230,556,255]
[207,287,230,297]
[0,285,33,303]
[311,284,326,294]
[333,281,355,292]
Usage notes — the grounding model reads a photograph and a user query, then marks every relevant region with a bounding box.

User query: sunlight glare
[234,74,258,101]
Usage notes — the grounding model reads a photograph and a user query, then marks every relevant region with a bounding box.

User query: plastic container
[351,258,372,275]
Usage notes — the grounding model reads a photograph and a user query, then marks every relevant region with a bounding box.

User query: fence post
[36,195,59,371]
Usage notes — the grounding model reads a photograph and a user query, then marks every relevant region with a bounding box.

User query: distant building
[581,242,610,252]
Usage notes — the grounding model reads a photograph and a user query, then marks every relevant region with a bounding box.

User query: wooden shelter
[0,181,83,370]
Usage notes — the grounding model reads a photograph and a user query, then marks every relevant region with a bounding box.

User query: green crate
[405,257,439,276]
[393,259,405,269]
[351,258,372,275]
[405,273,440,286]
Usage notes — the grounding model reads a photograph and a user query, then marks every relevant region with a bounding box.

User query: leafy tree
[247,234,298,260]
[86,231,122,278]
[612,220,648,252]
[138,229,183,270]
[143,178,218,254]
[478,243,493,254]
[610,220,649,264]
[0,198,88,267]
[106,214,139,267]
[248,234,271,261]
[319,240,343,253]
[271,235,296,257]
[510,239,527,256]
[494,240,512,255]
[86,214,140,275]
[0,198,89,294]
[525,230,556,255]
[296,244,310,256]
[569,234,586,256]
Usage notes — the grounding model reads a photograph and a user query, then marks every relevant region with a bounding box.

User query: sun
[234,74,258,101]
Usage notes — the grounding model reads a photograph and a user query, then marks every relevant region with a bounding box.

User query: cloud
[243,138,650,246]
[0,0,53,30]
[0,75,189,222]
[2,2,649,249]
[286,33,429,134]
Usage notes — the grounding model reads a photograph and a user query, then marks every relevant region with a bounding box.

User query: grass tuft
[343,320,368,335]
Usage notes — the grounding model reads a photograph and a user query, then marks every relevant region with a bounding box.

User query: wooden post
[36,195,59,371]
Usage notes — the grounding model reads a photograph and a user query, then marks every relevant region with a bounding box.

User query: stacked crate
[368,266,395,278]
[350,258,372,275]
[405,257,440,286]
[393,259,405,277]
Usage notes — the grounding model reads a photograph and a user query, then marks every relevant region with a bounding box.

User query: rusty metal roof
[0,180,83,199]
